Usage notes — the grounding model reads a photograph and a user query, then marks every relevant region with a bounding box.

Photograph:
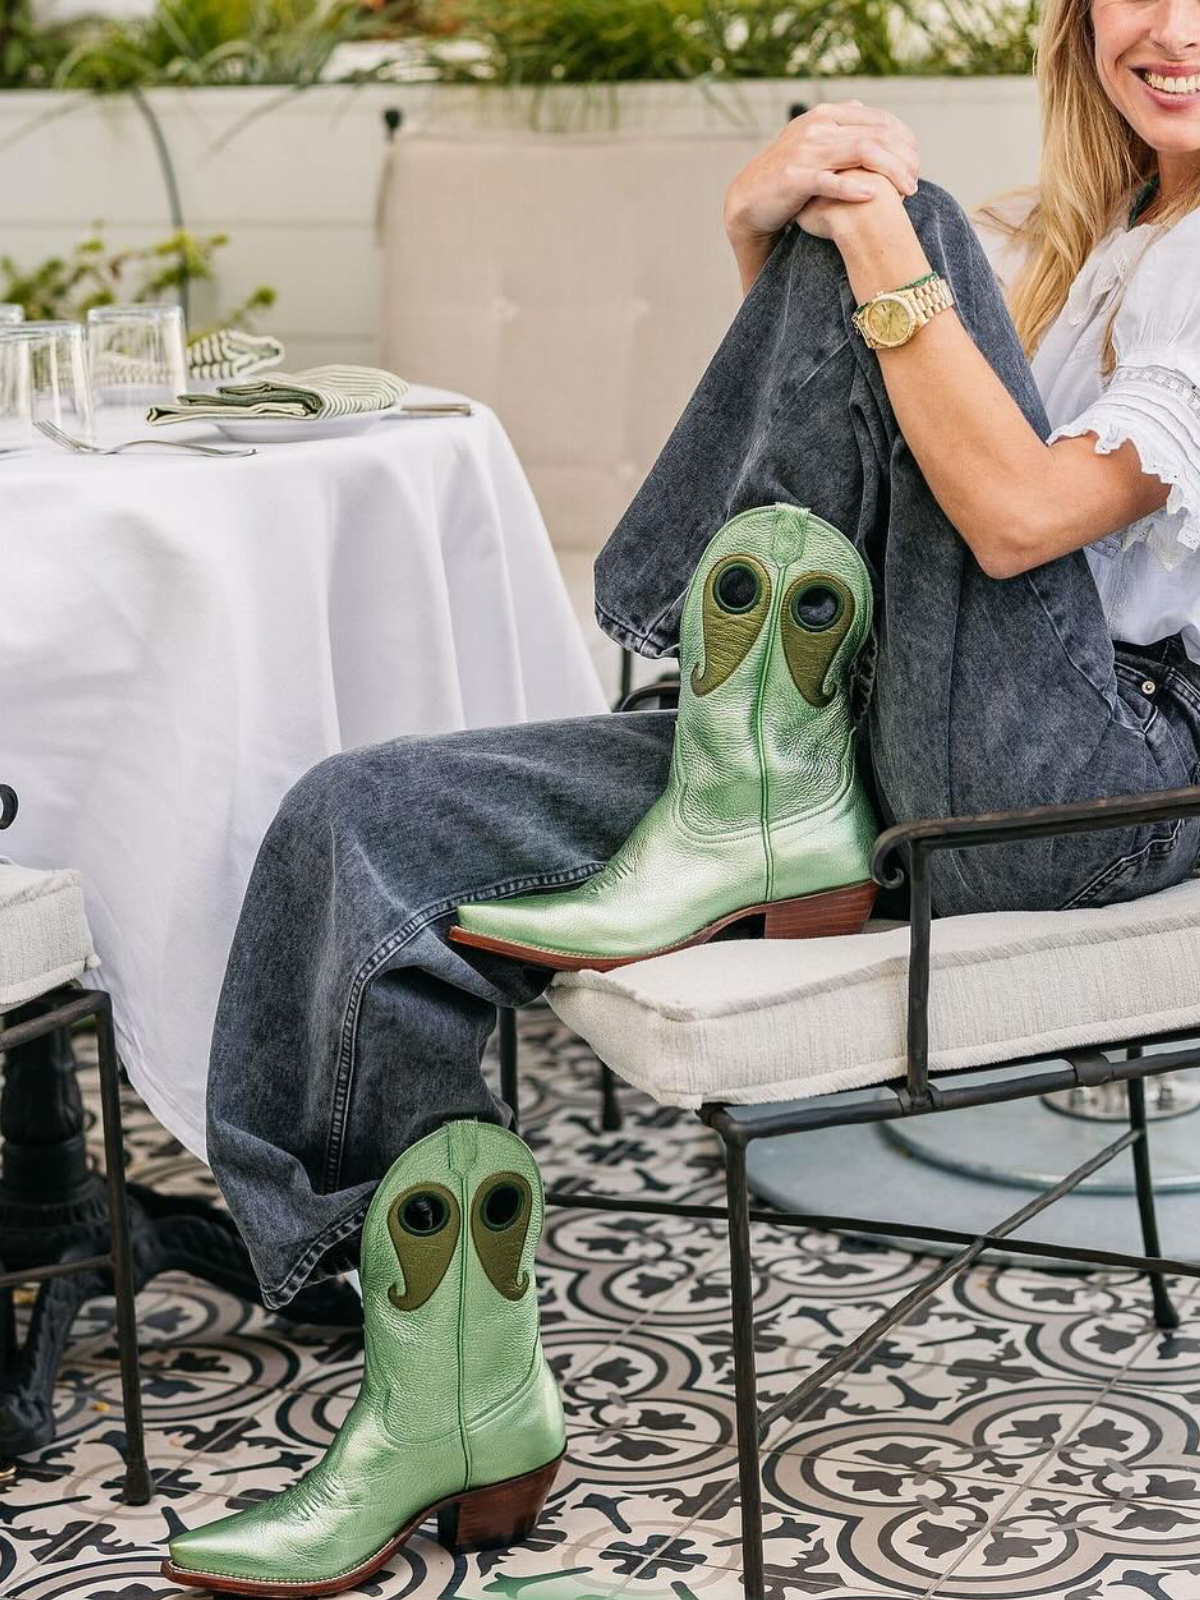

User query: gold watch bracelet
[851,270,939,318]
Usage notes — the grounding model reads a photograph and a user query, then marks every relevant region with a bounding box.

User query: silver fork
[35,419,256,458]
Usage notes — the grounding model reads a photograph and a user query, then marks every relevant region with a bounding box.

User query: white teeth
[1144,70,1200,93]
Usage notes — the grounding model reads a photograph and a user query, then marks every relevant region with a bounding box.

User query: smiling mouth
[1133,67,1200,97]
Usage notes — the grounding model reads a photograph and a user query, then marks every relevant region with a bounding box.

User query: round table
[0,385,608,1158]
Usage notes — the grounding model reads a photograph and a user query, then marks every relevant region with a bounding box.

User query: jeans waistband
[1114,633,1200,692]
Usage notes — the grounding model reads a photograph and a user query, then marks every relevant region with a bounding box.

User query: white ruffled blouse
[978,201,1200,663]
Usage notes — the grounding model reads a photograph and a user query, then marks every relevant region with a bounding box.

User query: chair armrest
[872,783,1200,887]
[616,676,681,714]
[0,785,16,830]
[869,783,1200,1110]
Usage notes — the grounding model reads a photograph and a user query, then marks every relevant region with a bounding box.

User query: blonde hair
[971,0,1200,378]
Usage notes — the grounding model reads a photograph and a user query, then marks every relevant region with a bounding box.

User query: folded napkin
[92,329,287,392]
[187,328,286,382]
[147,364,409,425]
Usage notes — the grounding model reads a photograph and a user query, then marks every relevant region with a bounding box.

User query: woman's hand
[795,167,910,241]
[724,101,920,242]
[724,101,921,294]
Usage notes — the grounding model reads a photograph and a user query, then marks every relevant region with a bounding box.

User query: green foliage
[0,0,72,88]
[910,0,1042,76]
[53,0,412,92]
[420,0,709,85]
[414,0,1039,82]
[0,0,1040,91]
[0,227,276,336]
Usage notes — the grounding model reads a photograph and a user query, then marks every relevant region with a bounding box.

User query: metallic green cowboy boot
[162,1121,566,1597]
[451,502,878,971]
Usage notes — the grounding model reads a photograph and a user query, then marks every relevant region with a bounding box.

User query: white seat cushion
[0,861,99,1012]
[547,876,1200,1109]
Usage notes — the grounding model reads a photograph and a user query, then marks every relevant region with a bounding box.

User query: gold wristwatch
[851,271,955,350]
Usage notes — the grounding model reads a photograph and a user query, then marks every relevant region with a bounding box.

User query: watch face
[865,295,916,347]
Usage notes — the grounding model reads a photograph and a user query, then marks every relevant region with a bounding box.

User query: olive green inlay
[387,1181,461,1311]
[691,554,773,698]
[469,1170,533,1301]
[780,571,856,708]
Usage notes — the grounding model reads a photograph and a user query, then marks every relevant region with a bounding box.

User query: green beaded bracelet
[853,271,938,317]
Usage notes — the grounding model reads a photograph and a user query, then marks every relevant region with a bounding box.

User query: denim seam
[941,553,976,908]
[594,594,676,657]
[1026,570,1120,707]
[1176,675,1200,868]
[1112,662,1163,739]
[320,860,607,1195]
[1054,664,1187,910]
[263,1197,373,1311]
[1056,817,1183,911]
[1164,665,1200,721]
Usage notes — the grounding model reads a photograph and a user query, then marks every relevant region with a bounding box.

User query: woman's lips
[1134,68,1200,109]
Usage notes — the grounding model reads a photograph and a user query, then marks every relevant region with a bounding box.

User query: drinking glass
[0,305,24,326]
[0,321,94,451]
[87,303,187,411]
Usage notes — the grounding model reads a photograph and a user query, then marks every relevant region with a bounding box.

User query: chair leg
[95,999,152,1504]
[0,1284,14,1364]
[498,1006,519,1133]
[617,648,633,706]
[722,1135,765,1600]
[1127,1073,1180,1332]
[599,1063,622,1132]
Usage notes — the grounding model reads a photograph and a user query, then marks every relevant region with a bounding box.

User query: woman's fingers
[799,100,918,143]
[799,119,918,197]
[807,168,885,203]
[809,119,919,168]
[801,143,917,199]
[803,105,928,179]
[838,136,919,196]
[838,101,919,152]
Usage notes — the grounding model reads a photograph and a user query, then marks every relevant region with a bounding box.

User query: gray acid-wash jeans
[208,180,1200,1307]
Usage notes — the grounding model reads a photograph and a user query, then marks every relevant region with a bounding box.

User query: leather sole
[159,1450,565,1597]
[449,878,879,971]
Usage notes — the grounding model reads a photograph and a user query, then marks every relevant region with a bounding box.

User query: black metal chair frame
[492,696,1200,1600]
[0,784,150,1503]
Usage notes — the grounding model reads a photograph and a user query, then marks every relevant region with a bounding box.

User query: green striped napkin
[147,364,409,425]
[187,328,286,382]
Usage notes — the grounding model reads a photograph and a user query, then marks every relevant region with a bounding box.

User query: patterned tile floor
[5,1009,1200,1600]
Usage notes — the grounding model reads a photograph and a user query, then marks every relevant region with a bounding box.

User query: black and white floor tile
[4,1008,1200,1600]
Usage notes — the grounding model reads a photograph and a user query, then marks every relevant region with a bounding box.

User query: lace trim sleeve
[1046,363,1200,571]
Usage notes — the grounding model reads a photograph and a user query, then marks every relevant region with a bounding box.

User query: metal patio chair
[0,782,149,1501]
[497,751,1200,1600]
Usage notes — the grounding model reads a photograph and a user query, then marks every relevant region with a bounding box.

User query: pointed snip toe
[161,1452,565,1596]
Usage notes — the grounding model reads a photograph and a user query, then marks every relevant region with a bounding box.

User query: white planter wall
[0,85,411,371]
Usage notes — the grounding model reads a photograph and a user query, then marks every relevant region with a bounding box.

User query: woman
[169,0,1200,1592]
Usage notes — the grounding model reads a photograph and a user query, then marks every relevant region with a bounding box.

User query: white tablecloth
[0,386,607,1157]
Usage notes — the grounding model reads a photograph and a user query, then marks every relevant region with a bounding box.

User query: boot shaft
[358,1120,548,1443]
[674,503,874,848]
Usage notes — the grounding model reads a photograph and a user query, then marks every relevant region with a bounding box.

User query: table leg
[0,1001,361,1458]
